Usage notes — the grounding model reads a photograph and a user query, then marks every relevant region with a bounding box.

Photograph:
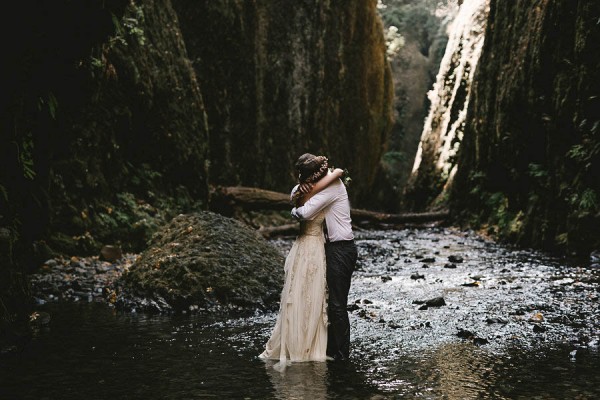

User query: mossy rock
[119,211,285,313]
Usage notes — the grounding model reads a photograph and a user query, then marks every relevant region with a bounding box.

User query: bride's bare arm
[311,168,343,193]
[297,168,343,206]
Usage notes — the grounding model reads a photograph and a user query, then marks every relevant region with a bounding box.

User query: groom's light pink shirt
[290,178,354,242]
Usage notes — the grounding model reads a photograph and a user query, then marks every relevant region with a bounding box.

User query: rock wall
[2,0,392,257]
[173,0,394,205]
[451,0,600,254]
[48,0,211,254]
[403,0,489,210]
[2,0,210,256]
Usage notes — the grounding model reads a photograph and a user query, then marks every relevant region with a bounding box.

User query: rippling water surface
[1,228,599,399]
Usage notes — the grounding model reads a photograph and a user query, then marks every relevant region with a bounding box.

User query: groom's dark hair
[295,153,328,183]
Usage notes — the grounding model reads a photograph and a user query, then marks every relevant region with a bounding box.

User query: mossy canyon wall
[452,0,600,254]
[411,0,600,254]
[2,0,393,257]
[173,0,394,201]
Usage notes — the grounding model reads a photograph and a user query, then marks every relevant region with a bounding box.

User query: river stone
[120,211,285,313]
[100,245,123,262]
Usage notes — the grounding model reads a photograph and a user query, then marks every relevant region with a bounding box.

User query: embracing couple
[259,153,358,369]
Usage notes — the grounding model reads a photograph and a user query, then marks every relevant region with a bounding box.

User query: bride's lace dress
[259,211,328,365]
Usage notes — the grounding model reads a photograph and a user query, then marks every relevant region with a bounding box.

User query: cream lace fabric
[259,211,328,368]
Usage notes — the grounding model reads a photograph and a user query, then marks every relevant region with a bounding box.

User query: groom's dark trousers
[325,239,358,360]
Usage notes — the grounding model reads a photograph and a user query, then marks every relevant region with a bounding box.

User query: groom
[291,153,358,361]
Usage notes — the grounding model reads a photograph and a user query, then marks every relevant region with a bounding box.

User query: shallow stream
[1,227,599,399]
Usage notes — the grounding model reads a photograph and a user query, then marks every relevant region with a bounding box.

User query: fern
[47,92,58,119]
[37,92,58,120]
[11,133,36,180]
[0,184,7,203]
[382,151,405,163]
[579,189,598,211]
[527,163,548,179]
[566,144,587,162]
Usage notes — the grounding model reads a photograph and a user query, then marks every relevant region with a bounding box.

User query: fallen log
[350,208,450,224]
[210,186,450,228]
[210,186,291,216]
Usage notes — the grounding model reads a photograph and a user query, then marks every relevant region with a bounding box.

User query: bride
[259,156,343,368]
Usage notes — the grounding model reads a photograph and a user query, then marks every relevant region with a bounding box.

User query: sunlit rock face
[451,0,600,253]
[374,0,459,212]
[173,0,394,206]
[403,0,489,210]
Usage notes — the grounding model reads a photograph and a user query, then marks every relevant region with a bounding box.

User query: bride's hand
[298,183,313,194]
[296,168,345,205]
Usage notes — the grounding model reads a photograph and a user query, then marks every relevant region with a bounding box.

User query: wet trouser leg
[325,240,358,360]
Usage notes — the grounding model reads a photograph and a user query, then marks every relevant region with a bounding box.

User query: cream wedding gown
[259,211,328,366]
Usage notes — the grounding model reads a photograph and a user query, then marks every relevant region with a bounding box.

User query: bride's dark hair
[295,153,329,184]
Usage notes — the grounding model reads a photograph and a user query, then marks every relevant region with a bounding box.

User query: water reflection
[426,343,498,399]
[261,358,382,399]
[263,360,329,399]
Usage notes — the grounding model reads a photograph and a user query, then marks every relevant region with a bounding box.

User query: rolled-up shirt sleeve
[293,186,337,220]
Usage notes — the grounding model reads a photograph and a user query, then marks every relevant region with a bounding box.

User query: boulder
[119,211,285,313]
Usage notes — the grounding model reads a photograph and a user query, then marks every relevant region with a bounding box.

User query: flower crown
[301,158,329,184]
